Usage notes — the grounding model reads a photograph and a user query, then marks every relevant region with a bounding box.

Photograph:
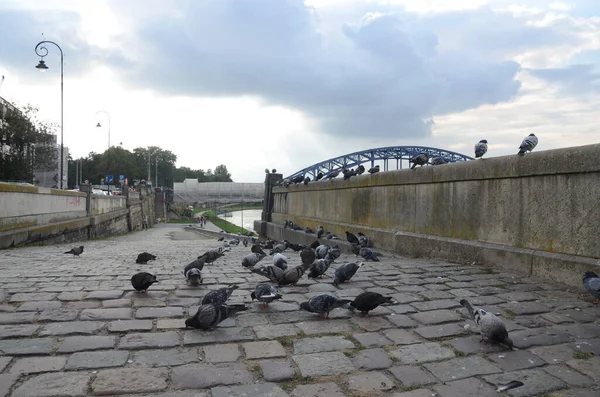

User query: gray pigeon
[333,262,364,286]
[367,165,380,174]
[300,294,352,318]
[325,232,333,239]
[64,246,84,256]
[315,245,330,259]
[185,267,203,285]
[250,265,284,283]
[201,285,239,305]
[185,304,247,329]
[272,253,288,271]
[242,252,266,268]
[430,156,448,165]
[251,283,282,307]
[475,139,488,158]
[583,271,600,304]
[518,133,538,155]
[327,245,341,261]
[316,226,324,239]
[307,255,333,279]
[358,247,379,262]
[279,262,311,286]
[409,153,429,169]
[327,170,340,180]
[357,232,369,248]
[460,299,514,350]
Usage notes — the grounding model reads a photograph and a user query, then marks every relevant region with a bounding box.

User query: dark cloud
[529,64,600,94]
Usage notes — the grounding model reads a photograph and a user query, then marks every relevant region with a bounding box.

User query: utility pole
[147,152,151,182]
[155,156,158,188]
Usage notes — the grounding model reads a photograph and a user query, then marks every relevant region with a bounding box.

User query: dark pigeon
[198,248,225,263]
[352,244,379,262]
[368,165,380,174]
[345,231,359,245]
[357,232,369,248]
[325,232,333,239]
[303,176,310,185]
[430,156,448,165]
[64,246,84,256]
[269,242,288,255]
[217,236,225,241]
[304,227,313,234]
[288,243,305,252]
[350,292,394,316]
[243,239,248,247]
[460,299,514,350]
[307,256,333,279]
[333,262,364,286]
[583,271,600,304]
[315,171,324,181]
[327,170,340,180]
[518,133,538,155]
[136,252,156,264]
[300,294,352,318]
[242,252,266,268]
[251,283,283,307]
[184,258,205,274]
[131,272,158,292]
[309,240,320,250]
[356,164,365,175]
[316,226,324,239]
[475,139,488,158]
[409,153,429,169]
[185,304,247,329]
[300,248,316,266]
[251,244,266,255]
[201,285,239,305]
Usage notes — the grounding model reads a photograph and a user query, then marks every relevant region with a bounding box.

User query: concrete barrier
[257,144,600,287]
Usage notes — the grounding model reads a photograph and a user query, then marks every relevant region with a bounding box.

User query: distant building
[173,180,263,204]
[34,134,69,189]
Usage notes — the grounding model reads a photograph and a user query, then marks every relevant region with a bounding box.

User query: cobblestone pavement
[0,224,599,397]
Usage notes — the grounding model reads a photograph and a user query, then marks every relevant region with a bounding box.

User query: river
[224,209,262,232]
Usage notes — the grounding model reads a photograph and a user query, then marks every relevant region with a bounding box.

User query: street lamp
[95,111,111,194]
[34,40,64,189]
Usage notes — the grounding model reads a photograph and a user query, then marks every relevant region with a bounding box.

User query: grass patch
[422,296,431,302]
[248,362,261,376]
[194,204,263,215]
[277,336,297,347]
[279,374,306,392]
[389,354,400,362]
[168,219,194,224]
[479,267,495,274]
[397,385,422,393]
[442,342,465,357]
[572,350,594,360]
[502,309,517,320]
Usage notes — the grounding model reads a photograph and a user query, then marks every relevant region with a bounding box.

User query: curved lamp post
[95,111,111,194]
[34,40,64,189]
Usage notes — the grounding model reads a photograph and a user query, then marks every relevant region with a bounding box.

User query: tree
[213,164,233,182]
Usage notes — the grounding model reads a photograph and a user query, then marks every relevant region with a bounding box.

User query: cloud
[528,64,600,94]
[109,0,528,140]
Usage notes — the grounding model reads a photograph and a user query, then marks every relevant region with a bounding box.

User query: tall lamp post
[34,40,64,189]
[95,111,111,194]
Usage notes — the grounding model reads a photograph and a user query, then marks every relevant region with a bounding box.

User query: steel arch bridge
[285,146,474,181]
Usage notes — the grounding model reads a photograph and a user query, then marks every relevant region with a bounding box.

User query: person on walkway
[203,217,207,227]
[142,215,148,230]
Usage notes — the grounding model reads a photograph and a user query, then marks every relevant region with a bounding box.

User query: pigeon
[201,285,239,305]
[185,304,247,329]
[325,232,333,239]
[460,299,514,350]
[269,242,288,255]
[279,263,311,286]
[185,267,203,285]
[136,252,156,264]
[283,220,289,228]
[304,227,313,234]
[198,248,225,263]
[496,380,525,393]
[430,157,448,165]
[327,170,340,180]
[251,283,283,307]
[288,243,305,252]
[300,248,316,266]
[475,139,488,158]
[583,271,600,304]
[409,153,429,169]
[315,245,330,259]
[272,168,277,173]
[343,168,356,180]
[131,272,158,292]
[368,165,380,174]
[300,294,352,318]
[242,252,266,268]
[358,246,379,262]
[357,232,369,248]
[356,164,365,175]
[250,265,284,283]
[303,176,310,185]
[350,292,394,316]
[64,246,84,256]
[184,258,205,274]
[217,236,224,242]
[327,245,341,261]
[243,239,248,247]
[309,240,320,250]
[518,133,538,155]
[265,168,270,174]
[291,175,304,184]
[272,253,288,271]
[315,172,324,181]
[345,231,359,245]
[316,226,324,239]
[307,255,333,279]
[333,262,364,286]
[251,244,266,255]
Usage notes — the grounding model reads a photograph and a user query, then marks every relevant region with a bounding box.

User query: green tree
[213,164,233,182]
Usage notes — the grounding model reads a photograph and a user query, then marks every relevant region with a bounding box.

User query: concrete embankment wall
[0,184,155,249]
[255,144,600,287]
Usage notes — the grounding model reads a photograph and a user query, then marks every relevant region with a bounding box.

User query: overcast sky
[0,0,598,182]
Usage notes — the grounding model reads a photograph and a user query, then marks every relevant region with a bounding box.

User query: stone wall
[0,185,155,249]
[0,184,87,232]
[256,144,600,287]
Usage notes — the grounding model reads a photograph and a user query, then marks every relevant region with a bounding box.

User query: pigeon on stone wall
[430,157,448,165]
[356,165,366,175]
[357,232,369,248]
[350,292,395,316]
[300,294,353,318]
[251,283,282,307]
[368,165,380,174]
[583,271,600,304]
[242,252,267,268]
[272,253,288,271]
[327,170,340,180]
[185,304,247,329]
[409,153,429,169]
[517,134,538,155]
[136,252,156,264]
[345,231,359,245]
[64,246,84,256]
[460,299,514,350]
[317,226,324,239]
[315,172,324,181]
[333,262,364,286]
[475,140,488,158]
[303,176,311,185]
[185,267,203,285]
[202,285,239,305]
[131,272,159,292]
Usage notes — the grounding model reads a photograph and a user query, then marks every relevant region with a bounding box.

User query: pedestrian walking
[142,215,148,230]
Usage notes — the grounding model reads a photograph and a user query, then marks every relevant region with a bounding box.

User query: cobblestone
[0,225,597,396]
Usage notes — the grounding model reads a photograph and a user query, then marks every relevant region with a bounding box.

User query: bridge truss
[285,146,474,181]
